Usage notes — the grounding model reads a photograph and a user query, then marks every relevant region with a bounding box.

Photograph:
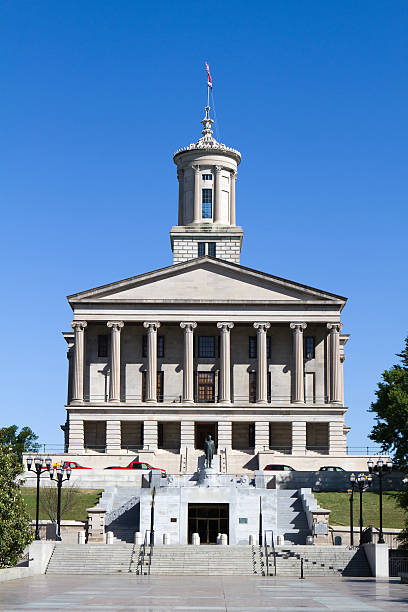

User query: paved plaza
[0,575,408,611]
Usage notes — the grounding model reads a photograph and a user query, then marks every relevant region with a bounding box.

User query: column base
[109,398,121,403]
[183,399,195,405]
[219,399,231,405]
[292,400,305,404]
[145,399,157,405]
[256,400,268,405]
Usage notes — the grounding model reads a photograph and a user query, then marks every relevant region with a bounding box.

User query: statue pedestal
[198,466,221,487]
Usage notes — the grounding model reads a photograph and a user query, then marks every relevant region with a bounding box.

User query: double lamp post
[26,455,71,541]
[348,457,393,546]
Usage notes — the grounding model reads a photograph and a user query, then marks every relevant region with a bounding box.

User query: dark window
[198,336,215,357]
[202,174,212,181]
[158,423,164,449]
[249,423,255,447]
[198,242,206,256]
[249,371,256,403]
[142,371,164,402]
[142,335,164,358]
[98,334,109,358]
[305,336,315,359]
[207,242,216,257]
[267,371,271,403]
[249,336,271,359]
[202,189,212,218]
[196,372,215,402]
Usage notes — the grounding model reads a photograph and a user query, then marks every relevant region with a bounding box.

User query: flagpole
[207,83,210,109]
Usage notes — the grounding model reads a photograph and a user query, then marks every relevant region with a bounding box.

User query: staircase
[47,543,135,574]
[276,490,310,544]
[270,546,371,577]
[142,545,265,575]
[99,488,139,543]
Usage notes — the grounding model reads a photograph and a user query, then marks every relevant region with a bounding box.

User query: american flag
[205,61,212,88]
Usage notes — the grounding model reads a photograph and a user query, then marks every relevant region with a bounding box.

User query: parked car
[318,466,345,472]
[264,464,295,471]
[105,460,166,476]
[52,461,91,469]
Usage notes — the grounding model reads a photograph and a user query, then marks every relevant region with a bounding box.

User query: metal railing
[263,530,276,577]
[137,530,152,576]
[390,557,408,577]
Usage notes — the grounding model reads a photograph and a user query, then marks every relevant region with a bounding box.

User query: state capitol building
[62,102,350,474]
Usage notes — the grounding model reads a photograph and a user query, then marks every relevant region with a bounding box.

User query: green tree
[0,425,39,462]
[370,336,408,468]
[0,446,33,567]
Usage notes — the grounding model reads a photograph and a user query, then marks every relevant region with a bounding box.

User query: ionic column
[180,322,197,403]
[107,321,124,402]
[217,322,234,403]
[327,323,343,404]
[253,322,270,404]
[70,321,87,402]
[143,322,161,403]
[177,168,184,225]
[193,165,200,223]
[214,165,222,223]
[229,170,237,225]
[290,322,307,403]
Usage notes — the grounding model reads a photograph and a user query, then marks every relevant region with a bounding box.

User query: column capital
[230,169,237,179]
[143,321,161,331]
[290,322,307,331]
[71,320,87,331]
[214,165,222,173]
[217,322,234,331]
[327,322,343,333]
[253,322,270,332]
[192,164,200,174]
[180,321,197,331]
[107,321,124,331]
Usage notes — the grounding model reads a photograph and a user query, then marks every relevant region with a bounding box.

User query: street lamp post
[150,486,156,547]
[348,473,356,546]
[26,455,52,540]
[355,472,373,544]
[49,464,71,541]
[367,457,393,544]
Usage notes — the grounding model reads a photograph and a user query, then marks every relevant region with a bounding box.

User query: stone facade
[60,103,354,473]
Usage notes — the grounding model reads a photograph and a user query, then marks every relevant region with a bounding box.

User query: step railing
[137,530,152,575]
[264,530,276,576]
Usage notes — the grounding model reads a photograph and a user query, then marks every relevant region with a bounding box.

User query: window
[98,334,109,358]
[249,371,256,403]
[198,242,216,257]
[198,336,215,357]
[202,174,212,181]
[142,335,164,358]
[202,189,212,218]
[208,242,216,257]
[196,372,215,402]
[142,371,164,402]
[304,336,315,359]
[249,336,271,359]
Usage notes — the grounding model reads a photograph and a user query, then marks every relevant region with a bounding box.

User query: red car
[60,461,91,469]
[105,460,166,475]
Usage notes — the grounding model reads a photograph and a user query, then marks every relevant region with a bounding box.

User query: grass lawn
[21,488,103,521]
[315,491,405,529]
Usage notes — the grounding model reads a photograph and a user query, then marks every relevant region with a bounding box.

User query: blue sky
[1,1,407,448]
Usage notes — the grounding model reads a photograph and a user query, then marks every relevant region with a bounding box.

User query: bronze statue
[204,434,215,468]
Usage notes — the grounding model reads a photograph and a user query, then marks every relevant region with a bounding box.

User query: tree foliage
[370,336,408,468]
[0,425,39,462]
[0,446,33,567]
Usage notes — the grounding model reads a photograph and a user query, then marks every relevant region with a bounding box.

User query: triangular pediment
[68,258,346,306]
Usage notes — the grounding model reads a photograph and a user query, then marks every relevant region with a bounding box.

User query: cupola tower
[170,106,243,263]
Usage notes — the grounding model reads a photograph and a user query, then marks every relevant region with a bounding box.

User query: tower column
[193,165,200,223]
[290,322,307,403]
[229,170,237,225]
[253,322,270,404]
[327,323,343,404]
[107,321,124,402]
[180,322,197,403]
[177,168,184,225]
[217,322,234,403]
[143,321,161,403]
[214,165,222,223]
[71,321,87,402]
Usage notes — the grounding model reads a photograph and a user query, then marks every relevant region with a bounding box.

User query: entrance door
[195,422,217,450]
[188,503,228,544]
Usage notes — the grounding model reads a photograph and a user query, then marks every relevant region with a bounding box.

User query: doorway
[195,422,217,450]
[188,503,229,544]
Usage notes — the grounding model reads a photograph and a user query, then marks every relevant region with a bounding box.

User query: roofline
[67,256,348,304]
